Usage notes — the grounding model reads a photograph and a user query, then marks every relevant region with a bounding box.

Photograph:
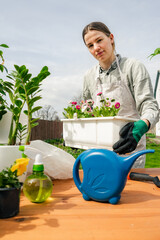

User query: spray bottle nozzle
[33,154,44,172]
[34,154,43,165]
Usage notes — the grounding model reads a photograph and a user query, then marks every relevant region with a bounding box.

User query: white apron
[94,56,146,168]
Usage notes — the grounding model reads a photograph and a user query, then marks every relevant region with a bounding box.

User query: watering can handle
[73,153,84,193]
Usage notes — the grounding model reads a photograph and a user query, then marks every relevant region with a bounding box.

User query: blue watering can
[73,149,155,204]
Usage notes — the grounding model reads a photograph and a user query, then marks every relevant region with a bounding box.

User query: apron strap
[115,54,124,82]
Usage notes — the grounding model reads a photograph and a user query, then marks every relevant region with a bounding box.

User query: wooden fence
[30,119,63,141]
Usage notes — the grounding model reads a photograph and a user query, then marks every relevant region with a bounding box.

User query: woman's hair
[82,22,115,49]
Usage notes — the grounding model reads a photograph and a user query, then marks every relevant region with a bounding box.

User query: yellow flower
[11,158,30,176]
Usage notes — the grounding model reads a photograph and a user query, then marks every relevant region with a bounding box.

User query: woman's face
[84,30,115,69]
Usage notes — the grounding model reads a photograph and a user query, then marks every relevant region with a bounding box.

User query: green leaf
[0,44,9,48]
[15,80,23,89]
[7,75,14,80]
[27,86,39,95]
[18,87,25,95]
[13,107,21,115]
[24,73,32,82]
[28,96,42,105]
[38,72,50,82]
[23,110,28,115]
[31,118,40,123]
[31,106,42,113]
[31,122,39,128]
[0,110,7,120]
[25,81,36,90]
[0,168,20,188]
[18,93,26,100]
[14,65,20,72]
[19,65,26,73]
[21,68,29,79]
[4,81,13,89]
[9,104,14,110]
[41,66,49,72]
[9,91,14,103]
[30,77,39,85]
[15,99,23,108]
[148,48,160,59]
[0,65,4,72]
[154,48,160,55]
[2,65,8,73]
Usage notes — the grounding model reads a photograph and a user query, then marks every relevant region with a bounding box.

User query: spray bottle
[23,154,53,203]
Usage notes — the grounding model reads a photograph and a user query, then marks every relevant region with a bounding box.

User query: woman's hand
[112,120,149,154]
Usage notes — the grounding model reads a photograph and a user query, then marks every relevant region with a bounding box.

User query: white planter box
[62,116,136,150]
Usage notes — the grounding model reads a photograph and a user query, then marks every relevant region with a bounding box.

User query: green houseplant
[0,44,50,145]
[0,156,29,218]
[0,44,50,174]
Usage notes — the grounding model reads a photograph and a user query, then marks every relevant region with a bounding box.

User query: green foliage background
[45,136,160,168]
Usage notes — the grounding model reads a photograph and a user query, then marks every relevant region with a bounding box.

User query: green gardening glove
[113,120,149,154]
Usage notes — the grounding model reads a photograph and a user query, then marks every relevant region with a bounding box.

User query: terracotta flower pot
[0,187,21,218]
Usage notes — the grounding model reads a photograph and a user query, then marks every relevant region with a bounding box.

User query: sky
[1,0,160,118]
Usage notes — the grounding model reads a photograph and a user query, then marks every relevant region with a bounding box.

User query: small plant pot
[0,187,21,219]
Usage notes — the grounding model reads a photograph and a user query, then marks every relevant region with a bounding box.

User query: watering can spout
[123,149,155,172]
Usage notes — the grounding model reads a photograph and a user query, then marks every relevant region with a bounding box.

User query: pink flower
[70,101,77,105]
[115,102,120,109]
[76,105,81,109]
[97,92,102,96]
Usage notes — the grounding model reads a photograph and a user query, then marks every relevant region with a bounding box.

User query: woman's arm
[126,59,159,129]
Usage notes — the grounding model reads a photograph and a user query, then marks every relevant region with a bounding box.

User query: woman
[82,22,159,168]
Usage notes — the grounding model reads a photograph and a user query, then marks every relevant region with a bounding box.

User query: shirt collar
[99,54,121,75]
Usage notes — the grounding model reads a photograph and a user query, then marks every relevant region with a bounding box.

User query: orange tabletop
[1,168,160,240]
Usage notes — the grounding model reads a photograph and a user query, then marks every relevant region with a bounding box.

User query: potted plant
[0,157,29,218]
[62,94,136,149]
[0,44,50,172]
